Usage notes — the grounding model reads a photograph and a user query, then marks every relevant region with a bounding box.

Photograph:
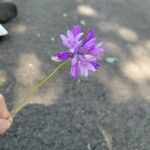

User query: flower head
[56,25,105,78]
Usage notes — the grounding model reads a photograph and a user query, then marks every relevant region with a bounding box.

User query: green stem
[10,60,69,117]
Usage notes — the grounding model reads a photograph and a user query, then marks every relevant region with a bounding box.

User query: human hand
[0,95,12,134]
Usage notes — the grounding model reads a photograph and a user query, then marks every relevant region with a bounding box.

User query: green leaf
[105,57,118,64]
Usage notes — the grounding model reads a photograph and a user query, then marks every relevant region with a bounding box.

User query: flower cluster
[0,25,106,135]
[56,25,105,78]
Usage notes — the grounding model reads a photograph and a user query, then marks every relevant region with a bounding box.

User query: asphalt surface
[0,0,150,149]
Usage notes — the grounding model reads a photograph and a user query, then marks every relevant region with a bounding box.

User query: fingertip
[0,119,11,134]
[0,95,10,119]
[0,94,4,100]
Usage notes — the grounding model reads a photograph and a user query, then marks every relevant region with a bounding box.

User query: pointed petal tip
[71,25,82,36]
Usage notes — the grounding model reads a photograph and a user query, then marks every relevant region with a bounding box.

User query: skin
[0,95,12,134]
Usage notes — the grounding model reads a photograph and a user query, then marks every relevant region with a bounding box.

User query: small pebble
[101,142,106,146]
[37,33,40,37]
[77,78,81,85]
[80,20,86,26]
[28,63,34,68]
[63,13,67,17]
[51,37,55,42]
[87,143,91,150]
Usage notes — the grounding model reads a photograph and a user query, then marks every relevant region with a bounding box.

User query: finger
[0,94,10,119]
[0,118,11,134]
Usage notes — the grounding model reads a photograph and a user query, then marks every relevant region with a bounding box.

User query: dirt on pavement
[0,0,150,149]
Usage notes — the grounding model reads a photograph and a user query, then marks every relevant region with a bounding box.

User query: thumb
[0,118,11,134]
[0,94,10,119]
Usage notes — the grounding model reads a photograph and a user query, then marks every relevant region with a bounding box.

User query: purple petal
[60,34,69,47]
[70,61,78,78]
[75,33,84,41]
[96,42,103,48]
[67,30,74,40]
[70,64,78,78]
[84,41,105,57]
[60,26,84,50]
[71,25,82,36]
[72,54,78,65]
[57,51,72,60]
[87,42,105,57]
[87,63,96,71]
[83,38,96,50]
[58,25,104,78]
[80,65,88,77]
[83,30,95,45]
[79,58,99,76]
[91,61,100,69]
[87,46,100,56]
[69,48,75,53]
[60,34,68,42]
[70,54,79,78]
[96,42,106,52]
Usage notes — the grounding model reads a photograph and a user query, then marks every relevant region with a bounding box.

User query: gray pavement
[0,0,150,149]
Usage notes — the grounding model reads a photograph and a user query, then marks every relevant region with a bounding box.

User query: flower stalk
[10,59,69,118]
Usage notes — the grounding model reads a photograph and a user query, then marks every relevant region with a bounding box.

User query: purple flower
[56,25,105,78]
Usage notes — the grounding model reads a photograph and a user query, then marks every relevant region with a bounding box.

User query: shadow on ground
[0,0,150,149]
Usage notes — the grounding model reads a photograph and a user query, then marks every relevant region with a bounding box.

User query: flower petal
[60,34,68,43]
[83,41,105,57]
[72,54,78,65]
[69,48,75,53]
[96,42,106,52]
[67,30,74,40]
[71,25,82,36]
[83,38,96,49]
[70,63,78,78]
[80,65,88,77]
[70,55,79,78]
[70,64,78,78]
[83,30,95,45]
[87,63,96,72]
[75,32,84,41]
[60,34,69,47]
[91,61,100,69]
[58,25,105,78]
[57,51,72,60]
